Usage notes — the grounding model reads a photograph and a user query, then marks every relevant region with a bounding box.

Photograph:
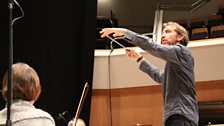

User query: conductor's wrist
[136,56,144,63]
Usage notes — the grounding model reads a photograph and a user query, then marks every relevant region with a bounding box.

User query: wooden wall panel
[196,80,224,102]
[90,90,111,126]
[90,80,224,126]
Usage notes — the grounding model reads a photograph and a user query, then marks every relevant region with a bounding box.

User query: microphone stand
[6,0,14,125]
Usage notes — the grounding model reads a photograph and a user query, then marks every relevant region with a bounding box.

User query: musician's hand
[68,118,86,126]
[100,28,127,38]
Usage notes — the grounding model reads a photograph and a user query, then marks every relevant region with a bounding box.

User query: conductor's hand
[125,48,144,63]
[100,28,127,38]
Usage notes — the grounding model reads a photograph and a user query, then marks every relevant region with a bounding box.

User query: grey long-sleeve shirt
[124,30,199,125]
[0,100,55,126]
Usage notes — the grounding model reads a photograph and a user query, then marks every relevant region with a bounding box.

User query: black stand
[6,0,14,126]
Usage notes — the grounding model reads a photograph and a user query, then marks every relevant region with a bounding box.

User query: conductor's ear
[177,34,184,42]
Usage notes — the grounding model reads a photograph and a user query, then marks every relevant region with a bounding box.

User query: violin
[70,82,89,126]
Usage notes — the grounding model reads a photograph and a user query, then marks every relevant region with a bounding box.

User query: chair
[210,25,224,38]
[95,38,110,49]
[190,17,206,29]
[218,4,224,19]
[96,18,112,28]
[191,27,208,40]
[207,14,223,27]
[176,19,188,28]
[186,29,191,40]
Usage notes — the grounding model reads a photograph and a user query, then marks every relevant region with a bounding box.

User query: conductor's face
[161,26,183,45]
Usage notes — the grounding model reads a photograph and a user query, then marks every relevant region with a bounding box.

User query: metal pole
[6,1,14,126]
